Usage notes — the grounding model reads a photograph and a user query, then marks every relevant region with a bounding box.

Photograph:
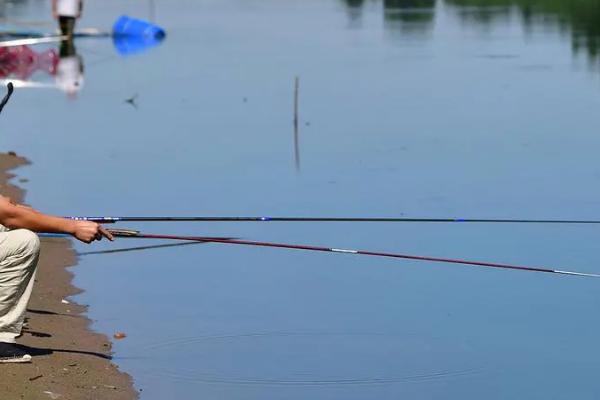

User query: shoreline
[0,153,137,399]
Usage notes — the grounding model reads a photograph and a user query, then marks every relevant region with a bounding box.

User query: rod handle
[108,229,140,237]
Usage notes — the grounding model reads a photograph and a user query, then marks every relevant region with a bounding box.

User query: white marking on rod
[555,270,600,278]
[332,248,358,254]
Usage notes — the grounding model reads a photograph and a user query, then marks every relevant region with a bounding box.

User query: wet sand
[0,153,137,399]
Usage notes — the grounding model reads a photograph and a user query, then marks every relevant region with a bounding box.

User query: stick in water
[0,82,14,114]
[293,76,300,170]
[108,229,600,278]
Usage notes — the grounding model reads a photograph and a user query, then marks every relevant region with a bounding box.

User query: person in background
[52,0,85,98]
[51,0,83,37]
[0,196,112,363]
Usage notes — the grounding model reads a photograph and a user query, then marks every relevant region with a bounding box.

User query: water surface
[2,0,600,398]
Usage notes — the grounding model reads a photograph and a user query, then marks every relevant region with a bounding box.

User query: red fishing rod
[108,229,600,278]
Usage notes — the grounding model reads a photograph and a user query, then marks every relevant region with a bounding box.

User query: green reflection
[341,0,600,63]
[384,0,436,35]
[342,0,437,36]
[344,0,367,7]
[446,0,600,62]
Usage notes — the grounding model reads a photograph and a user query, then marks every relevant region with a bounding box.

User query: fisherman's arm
[0,196,112,243]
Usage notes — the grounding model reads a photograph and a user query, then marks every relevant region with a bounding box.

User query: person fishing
[52,0,83,37]
[0,196,112,363]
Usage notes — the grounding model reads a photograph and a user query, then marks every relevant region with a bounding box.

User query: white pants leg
[0,228,40,343]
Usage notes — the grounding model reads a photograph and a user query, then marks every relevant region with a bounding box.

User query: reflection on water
[446,0,600,64]
[0,38,83,97]
[0,45,58,80]
[342,0,436,36]
[0,33,164,96]
[0,3,164,98]
[383,0,436,36]
[341,0,600,65]
[56,38,84,98]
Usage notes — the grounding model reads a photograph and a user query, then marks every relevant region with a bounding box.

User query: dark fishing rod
[71,215,600,224]
[0,82,14,114]
[107,229,600,278]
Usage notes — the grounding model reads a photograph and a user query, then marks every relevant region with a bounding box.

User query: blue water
[2,0,600,398]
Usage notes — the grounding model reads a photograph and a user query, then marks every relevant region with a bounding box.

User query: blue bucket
[112,15,166,39]
[112,34,163,56]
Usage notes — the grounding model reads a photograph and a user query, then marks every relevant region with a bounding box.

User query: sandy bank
[0,152,137,400]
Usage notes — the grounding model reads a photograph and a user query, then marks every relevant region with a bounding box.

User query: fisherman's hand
[72,221,114,243]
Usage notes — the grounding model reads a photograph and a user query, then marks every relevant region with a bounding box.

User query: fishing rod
[0,82,14,114]
[107,229,600,278]
[70,215,600,224]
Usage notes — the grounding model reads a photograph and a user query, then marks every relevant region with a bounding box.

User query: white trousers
[0,227,40,343]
